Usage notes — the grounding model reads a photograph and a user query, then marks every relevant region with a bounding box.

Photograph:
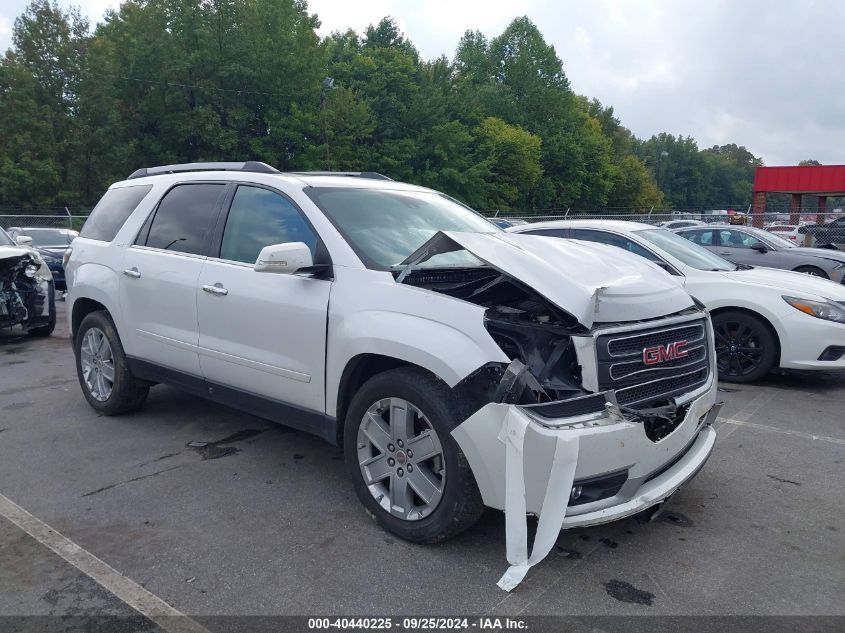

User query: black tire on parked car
[74,311,149,415]
[793,265,828,279]
[344,366,485,544]
[712,310,777,383]
[27,282,56,337]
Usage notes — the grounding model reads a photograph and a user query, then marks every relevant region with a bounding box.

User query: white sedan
[508,220,845,382]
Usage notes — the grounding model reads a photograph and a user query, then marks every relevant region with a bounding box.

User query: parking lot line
[717,417,845,445]
[714,391,777,442]
[0,492,210,633]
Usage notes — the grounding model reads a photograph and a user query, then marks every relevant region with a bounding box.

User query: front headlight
[783,296,845,324]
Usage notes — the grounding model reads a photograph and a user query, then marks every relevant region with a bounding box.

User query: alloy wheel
[80,327,115,402]
[356,398,446,521]
[713,317,765,377]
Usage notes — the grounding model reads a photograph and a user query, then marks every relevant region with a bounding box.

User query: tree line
[1,0,765,212]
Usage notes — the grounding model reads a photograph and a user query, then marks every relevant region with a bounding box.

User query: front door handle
[123,267,141,279]
[202,283,228,296]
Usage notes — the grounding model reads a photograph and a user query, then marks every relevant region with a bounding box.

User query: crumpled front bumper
[453,379,720,591]
[452,377,720,525]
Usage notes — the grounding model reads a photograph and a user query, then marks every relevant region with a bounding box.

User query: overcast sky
[2,0,843,165]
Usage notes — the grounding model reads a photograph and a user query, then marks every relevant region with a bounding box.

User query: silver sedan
[674,225,845,282]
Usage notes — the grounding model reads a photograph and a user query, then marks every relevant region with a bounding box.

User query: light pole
[656,150,669,190]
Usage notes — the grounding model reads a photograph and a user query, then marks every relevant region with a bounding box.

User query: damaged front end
[1,252,53,332]
[398,231,721,590]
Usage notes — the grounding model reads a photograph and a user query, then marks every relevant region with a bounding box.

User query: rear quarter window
[80,185,154,242]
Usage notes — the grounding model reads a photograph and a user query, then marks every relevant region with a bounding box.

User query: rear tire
[793,265,828,279]
[712,310,777,383]
[74,311,149,415]
[344,366,485,544]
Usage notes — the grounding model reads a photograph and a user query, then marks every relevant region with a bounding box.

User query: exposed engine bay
[400,266,709,443]
[1,253,52,332]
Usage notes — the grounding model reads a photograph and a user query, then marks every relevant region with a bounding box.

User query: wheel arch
[791,264,829,278]
[334,353,414,446]
[709,305,782,367]
[71,297,110,341]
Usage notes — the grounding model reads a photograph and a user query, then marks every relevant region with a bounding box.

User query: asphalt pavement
[1,302,843,625]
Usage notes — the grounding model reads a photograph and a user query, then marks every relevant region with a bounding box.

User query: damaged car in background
[65,164,720,591]
[1,227,56,337]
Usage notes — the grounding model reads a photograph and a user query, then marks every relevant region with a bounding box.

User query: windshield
[636,228,737,271]
[0,228,14,247]
[743,226,796,249]
[306,187,497,269]
[16,228,76,247]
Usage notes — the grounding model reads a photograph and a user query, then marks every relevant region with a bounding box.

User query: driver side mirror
[15,235,33,246]
[751,242,768,253]
[254,242,314,274]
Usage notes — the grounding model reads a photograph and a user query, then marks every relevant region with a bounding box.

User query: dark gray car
[675,225,845,283]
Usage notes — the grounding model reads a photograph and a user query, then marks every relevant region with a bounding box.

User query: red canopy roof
[753,165,845,195]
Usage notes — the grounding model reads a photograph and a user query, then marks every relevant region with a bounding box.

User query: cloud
[0,14,13,52]
[2,0,842,165]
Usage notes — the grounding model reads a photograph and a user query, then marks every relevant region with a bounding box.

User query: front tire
[74,311,149,415]
[344,367,485,544]
[793,265,828,279]
[712,310,777,383]
[27,282,56,337]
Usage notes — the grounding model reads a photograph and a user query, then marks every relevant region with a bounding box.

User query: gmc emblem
[642,340,689,365]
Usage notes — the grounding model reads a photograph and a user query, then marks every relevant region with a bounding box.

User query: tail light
[62,247,73,267]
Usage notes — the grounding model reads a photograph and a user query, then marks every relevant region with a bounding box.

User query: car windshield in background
[306,187,497,269]
[0,228,14,246]
[636,228,737,271]
[19,229,76,246]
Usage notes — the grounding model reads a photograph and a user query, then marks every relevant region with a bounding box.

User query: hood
[787,246,845,261]
[720,266,845,301]
[0,245,34,261]
[399,231,694,328]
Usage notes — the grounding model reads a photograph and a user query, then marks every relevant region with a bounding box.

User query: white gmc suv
[67,162,721,588]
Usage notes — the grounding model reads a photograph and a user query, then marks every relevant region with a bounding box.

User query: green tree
[474,116,542,210]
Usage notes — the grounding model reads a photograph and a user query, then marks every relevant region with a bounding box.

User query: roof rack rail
[288,171,392,181]
[126,161,279,180]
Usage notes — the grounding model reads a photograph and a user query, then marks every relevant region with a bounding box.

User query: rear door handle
[202,283,228,296]
[122,267,141,278]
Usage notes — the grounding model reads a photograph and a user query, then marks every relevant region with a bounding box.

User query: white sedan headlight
[783,296,845,324]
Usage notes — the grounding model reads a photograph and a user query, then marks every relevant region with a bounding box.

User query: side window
[141,184,224,255]
[522,229,568,238]
[219,186,318,264]
[684,230,713,246]
[81,185,153,242]
[723,230,761,249]
[570,229,661,262]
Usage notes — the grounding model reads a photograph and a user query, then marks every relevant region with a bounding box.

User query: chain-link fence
[1,205,844,248]
[0,209,91,234]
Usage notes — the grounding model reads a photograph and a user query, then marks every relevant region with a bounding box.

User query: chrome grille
[596,317,711,407]
[607,323,705,357]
